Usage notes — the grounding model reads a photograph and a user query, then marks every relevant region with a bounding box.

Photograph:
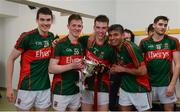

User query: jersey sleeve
[139,40,146,53]
[125,42,144,68]
[14,32,30,52]
[51,44,61,59]
[170,37,180,51]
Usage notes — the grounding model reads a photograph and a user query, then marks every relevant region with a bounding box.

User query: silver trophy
[82,59,98,78]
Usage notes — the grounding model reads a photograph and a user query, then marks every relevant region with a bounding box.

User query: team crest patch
[17,98,21,105]
[156,44,161,50]
[43,41,49,47]
[99,52,104,58]
[164,43,169,49]
[54,101,58,107]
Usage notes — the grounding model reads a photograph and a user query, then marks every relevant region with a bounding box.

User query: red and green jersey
[117,41,150,92]
[51,36,84,95]
[139,35,180,86]
[14,29,54,90]
[78,36,116,92]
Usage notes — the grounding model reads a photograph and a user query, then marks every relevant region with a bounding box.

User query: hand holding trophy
[82,59,98,80]
[82,59,109,80]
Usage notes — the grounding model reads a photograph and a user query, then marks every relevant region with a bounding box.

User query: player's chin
[41,27,50,32]
[110,42,118,46]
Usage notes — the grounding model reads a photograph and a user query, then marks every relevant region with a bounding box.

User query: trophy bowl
[82,59,98,77]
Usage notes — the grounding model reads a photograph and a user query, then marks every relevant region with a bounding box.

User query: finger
[166,91,171,96]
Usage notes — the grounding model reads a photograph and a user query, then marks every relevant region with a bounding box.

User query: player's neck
[152,32,164,42]
[68,34,78,44]
[38,28,48,36]
[95,36,105,46]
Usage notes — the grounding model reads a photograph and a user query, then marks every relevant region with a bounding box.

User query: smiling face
[123,32,131,41]
[94,21,108,40]
[108,30,123,46]
[153,19,168,36]
[36,13,53,35]
[68,19,83,38]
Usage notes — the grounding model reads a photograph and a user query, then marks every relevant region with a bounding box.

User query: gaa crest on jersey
[43,41,49,47]
[164,43,169,49]
[156,44,161,50]
[99,52,105,58]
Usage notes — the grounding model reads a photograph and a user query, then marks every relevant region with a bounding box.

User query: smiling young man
[108,24,151,111]
[6,7,54,110]
[79,15,116,111]
[48,14,84,111]
[139,16,180,111]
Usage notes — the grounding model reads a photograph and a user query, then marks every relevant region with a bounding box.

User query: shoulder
[55,35,68,43]
[18,29,37,42]
[123,41,141,54]
[165,35,179,43]
[79,35,90,41]
[123,41,136,49]
[80,35,90,38]
[140,37,151,43]
[166,35,180,50]
[139,37,152,47]
[48,32,55,37]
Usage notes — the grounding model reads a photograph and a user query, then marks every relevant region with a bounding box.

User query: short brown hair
[108,24,124,34]
[154,16,169,23]
[68,14,82,24]
[94,15,109,25]
[36,7,53,19]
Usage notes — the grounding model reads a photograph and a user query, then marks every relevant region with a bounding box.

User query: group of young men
[6,7,180,111]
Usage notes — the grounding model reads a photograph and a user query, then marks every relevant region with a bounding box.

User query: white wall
[30,0,116,24]
[0,18,6,87]
[0,0,19,17]
[115,0,180,44]
[115,0,180,30]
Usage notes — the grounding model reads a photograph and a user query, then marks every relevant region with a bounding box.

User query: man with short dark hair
[6,7,54,110]
[108,24,151,111]
[139,16,180,111]
[79,15,116,111]
[49,14,84,111]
